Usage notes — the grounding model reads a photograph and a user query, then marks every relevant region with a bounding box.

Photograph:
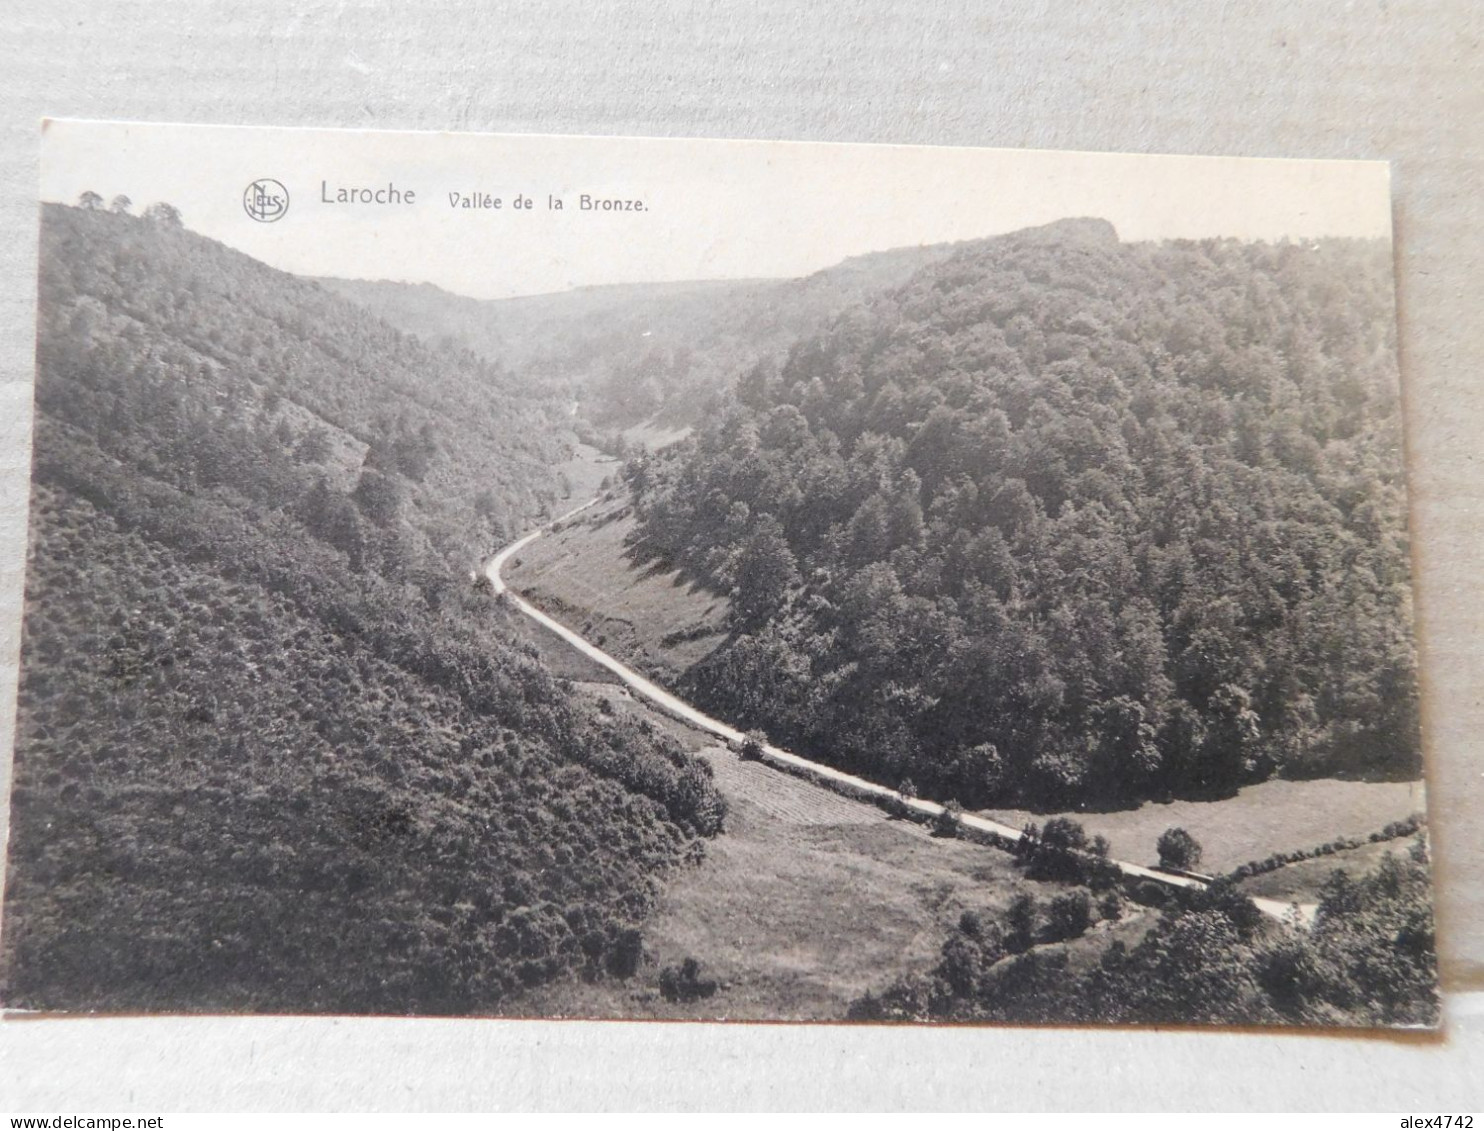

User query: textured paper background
[1,0,1480,1111]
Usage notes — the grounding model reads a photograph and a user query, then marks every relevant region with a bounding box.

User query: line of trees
[76,189,175,223]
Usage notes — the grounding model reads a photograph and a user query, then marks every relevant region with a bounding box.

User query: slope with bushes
[1,203,725,1014]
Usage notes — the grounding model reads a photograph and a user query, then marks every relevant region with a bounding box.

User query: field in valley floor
[519,684,1047,1021]
[978,777,1426,878]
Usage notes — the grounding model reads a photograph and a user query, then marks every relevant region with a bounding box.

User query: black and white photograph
[0,120,1438,1030]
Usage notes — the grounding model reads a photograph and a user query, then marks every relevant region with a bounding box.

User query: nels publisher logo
[243,178,289,223]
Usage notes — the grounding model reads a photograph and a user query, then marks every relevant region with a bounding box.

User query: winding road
[488,500,1313,926]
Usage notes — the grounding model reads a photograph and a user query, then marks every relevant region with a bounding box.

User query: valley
[494,488,1428,1024]
[275,215,1449,1027]
[505,462,1425,888]
[3,202,1438,1028]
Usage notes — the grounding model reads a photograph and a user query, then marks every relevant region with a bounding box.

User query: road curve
[488,501,1312,926]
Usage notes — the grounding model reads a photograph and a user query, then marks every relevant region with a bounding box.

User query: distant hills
[320,239,972,431]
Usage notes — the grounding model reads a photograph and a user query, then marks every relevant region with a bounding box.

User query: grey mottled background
[1,0,1480,1111]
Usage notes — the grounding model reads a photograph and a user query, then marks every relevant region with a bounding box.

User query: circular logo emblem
[243,179,290,223]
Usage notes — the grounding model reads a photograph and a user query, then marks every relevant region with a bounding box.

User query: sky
[39,119,1394,301]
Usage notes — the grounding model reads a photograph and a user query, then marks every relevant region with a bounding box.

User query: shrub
[657,956,718,1003]
[1191,878,1263,940]
[606,928,644,979]
[1014,822,1040,860]
[1045,890,1093,941]
[1023,818,1099,884]
[932,800,963,838]
[1085,854,1123,893]
[1005,893,1037,953]
[1041,817,1089,854]
[1157,827,1203,871]
[1130,880,1170,908]
[884,776,918,819]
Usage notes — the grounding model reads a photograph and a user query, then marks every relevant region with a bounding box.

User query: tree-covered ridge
[2,205,725,1013]
[39,203,573,566]
[632,219,1419,810]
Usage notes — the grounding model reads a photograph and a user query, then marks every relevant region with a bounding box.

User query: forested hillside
[42,204,577,565]
[322,242,965,432]
[630,218,1419,811]
[1,203,725,1013]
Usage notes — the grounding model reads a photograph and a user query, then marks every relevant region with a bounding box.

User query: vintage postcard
[1,121,1435,1027]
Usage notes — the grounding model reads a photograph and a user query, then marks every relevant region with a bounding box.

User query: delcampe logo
[243,178,290,222]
